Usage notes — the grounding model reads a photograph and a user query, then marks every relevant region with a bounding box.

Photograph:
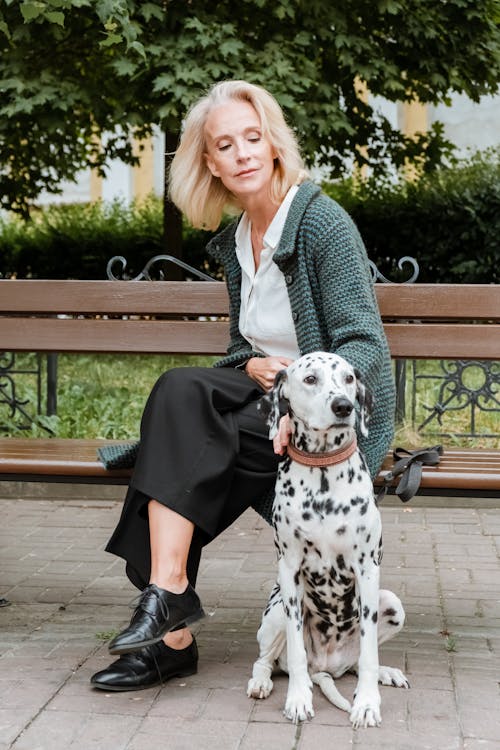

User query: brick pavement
[1,494,499,750]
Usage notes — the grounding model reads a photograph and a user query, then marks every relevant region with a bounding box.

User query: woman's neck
[243,195,279,238]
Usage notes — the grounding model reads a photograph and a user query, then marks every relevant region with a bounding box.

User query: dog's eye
[304,375,317,385]
[345,374,354,384]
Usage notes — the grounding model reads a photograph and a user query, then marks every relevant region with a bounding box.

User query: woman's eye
[304,375,317,385]
[218,143,231,151]
[345,374,354,384]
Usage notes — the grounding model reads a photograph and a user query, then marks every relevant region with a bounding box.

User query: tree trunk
[163,129,183,280]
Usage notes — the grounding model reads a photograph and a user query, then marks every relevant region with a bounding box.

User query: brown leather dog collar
[286,435,358,467]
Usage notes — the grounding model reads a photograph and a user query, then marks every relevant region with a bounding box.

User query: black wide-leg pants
[105,367,280,590]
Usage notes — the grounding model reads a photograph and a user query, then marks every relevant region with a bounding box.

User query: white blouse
[235,185,300,360]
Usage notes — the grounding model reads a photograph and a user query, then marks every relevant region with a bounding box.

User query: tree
[1,0,500,262]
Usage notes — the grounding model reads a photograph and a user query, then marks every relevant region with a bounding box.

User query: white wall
[430,92,500,154]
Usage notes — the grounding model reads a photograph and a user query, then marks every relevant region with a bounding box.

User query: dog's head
[258,352,373,439]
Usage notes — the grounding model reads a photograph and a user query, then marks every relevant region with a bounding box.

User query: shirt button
[285,274,293,284]
[292,311,299,321]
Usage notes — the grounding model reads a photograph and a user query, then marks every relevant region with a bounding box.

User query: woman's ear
[204,152,220,177]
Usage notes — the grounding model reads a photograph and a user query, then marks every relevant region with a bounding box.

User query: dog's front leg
[350,563,382,728]
[278,557,314,723]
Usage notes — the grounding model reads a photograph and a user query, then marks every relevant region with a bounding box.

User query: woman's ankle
[163,628,193,650]
[150,573,189,595]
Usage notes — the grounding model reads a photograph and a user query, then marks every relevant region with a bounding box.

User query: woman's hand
[273,414,292,455]
[245,356,293,392]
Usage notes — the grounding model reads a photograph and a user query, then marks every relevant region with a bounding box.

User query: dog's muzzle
[331,397,353,419]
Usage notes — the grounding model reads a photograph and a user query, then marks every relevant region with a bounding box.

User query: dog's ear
[257,369,288,440]
[354,368,374,437]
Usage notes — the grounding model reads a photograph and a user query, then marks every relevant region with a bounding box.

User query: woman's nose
[235,139,250,160]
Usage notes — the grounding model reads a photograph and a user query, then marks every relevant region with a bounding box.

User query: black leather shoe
[108,583,205,655]
[91,638,198,692]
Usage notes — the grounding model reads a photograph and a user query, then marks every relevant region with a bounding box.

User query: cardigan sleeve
[307,199,390,393]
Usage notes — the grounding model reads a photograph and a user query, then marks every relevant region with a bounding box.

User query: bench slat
[0,318,230,355]
[376,283,500,320]
[1,440,499,494]
[1,281,499,320]
[384,323,500,359]
[1,318,499,360]
[0,280,229,316]
[0,439,128,478]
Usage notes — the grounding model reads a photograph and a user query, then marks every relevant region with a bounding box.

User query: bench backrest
[0,280,499,360]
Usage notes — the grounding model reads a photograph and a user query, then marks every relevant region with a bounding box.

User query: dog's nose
[331,397,353,419]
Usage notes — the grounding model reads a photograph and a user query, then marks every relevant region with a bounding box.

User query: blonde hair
[168,80,309,230]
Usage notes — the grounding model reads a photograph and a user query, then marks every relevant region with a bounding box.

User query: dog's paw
[247,676,274,699]
[283,685,314,723]
[378,666,410,689]
[350,693,381,728]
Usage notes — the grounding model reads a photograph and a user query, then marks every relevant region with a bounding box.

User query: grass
[0,353,217,439]
[1,353,498,448]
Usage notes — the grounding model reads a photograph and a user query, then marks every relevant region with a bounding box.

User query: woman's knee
[150,367,206,403]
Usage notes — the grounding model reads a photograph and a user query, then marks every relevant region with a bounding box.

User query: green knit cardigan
[207,181,395,522]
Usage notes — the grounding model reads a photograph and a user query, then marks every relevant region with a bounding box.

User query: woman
[90,80,395,691]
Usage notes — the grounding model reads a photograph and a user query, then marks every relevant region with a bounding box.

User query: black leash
[377,445,443,503]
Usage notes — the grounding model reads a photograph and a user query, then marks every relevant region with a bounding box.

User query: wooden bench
[0,280,499,499]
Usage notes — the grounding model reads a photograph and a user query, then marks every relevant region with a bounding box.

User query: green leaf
[20,1,46,22]
[45,10,65,25]
[128,40,145,58]
[99,32,123,47]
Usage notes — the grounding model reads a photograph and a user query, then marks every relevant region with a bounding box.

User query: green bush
[323,149,500,283]
[0,196,165,279]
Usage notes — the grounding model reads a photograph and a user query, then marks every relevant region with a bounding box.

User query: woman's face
[204,99,277,203]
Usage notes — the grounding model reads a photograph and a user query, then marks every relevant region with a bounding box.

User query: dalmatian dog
[247,352,408,728]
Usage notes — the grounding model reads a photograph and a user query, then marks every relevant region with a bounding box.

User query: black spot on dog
[372,611,378,623]
[383,607,397,618]
[363,605,370,619]
[320,470,329,494]
[337,525,347,535]
[317,619,330,635]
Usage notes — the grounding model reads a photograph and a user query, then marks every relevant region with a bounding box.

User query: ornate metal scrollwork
[0,352,47,431]
[412,359,500,438]
[369,256,420,284]
[106,254,214,282]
